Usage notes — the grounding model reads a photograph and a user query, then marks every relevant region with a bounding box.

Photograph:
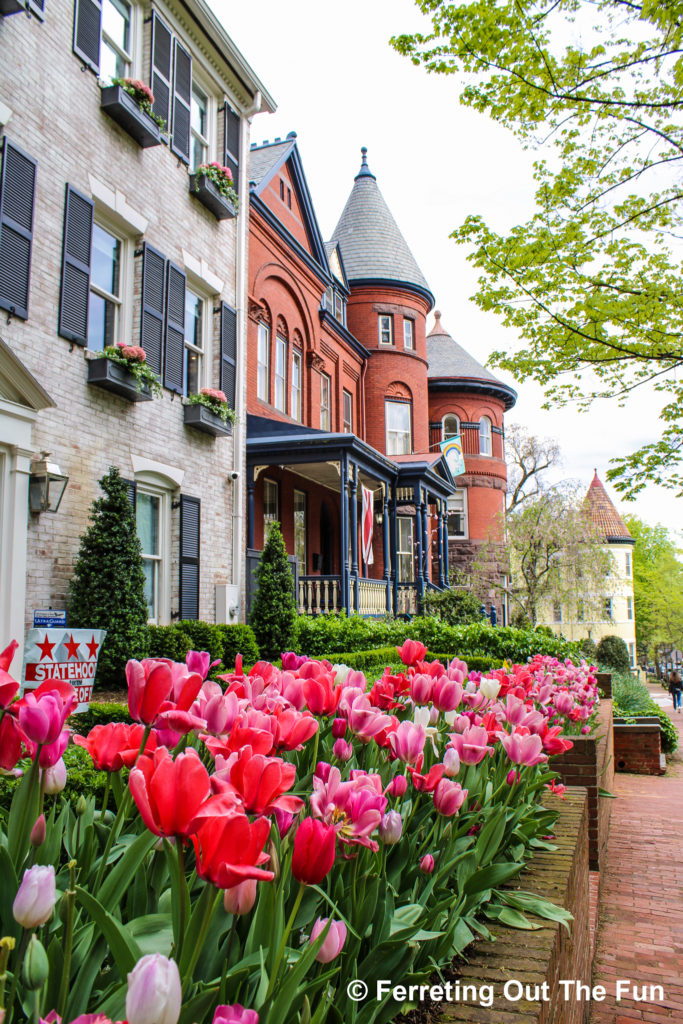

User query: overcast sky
[216,0,681,537]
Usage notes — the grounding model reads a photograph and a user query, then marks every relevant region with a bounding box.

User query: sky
[216,0,681,537]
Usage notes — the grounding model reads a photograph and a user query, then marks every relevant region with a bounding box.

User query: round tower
[330,149,434,457]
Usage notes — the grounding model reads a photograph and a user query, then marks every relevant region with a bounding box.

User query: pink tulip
[186,650,220,680]
[273,806,295,838]
[553,691,575,715]
[431,676,463,713]
[419,854,435,874]
[410,673,433,704]
[126,660,173,725]
[346,695,392,743]
[223,878,257,916]
[212,1005,259,1024]
[30,814,46,847]
[126,954,181,1024]
[447,725,493,765]
[386,774,408,798]
[333,738,353,761]
[13,864,56,927]
[309,917,347,963]
[396,639,427,666]
[443,747,461,777]
[42,757,67,794]
[507,768,520,785]
[378,810,403,844]
[19,691,72,746]
[433,779,468,816]
[281,651,308,671]
[332,717,347,738]
[388,721,426,765]
[499,730,548,767]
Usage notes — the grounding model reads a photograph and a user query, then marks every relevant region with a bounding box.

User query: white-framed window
[190,83,209,171]
[257,321,270,402]
[184,287,206,395]
[552,601,562,623]
[334,292,345,325]
[378,314,393,346]
[291,349,302,421]
[397,517,414,582]
[385,400,412,455]
[403,318,415,350]
[136,485,171,625]
[627,595,634,620]
[274,335,287,412]
[343,390,353,433]
[629,642,636,667]
[603,597,613,620]
[320,373,331,431]
[263,477,278,537]
[479,416,492,456]
[625,551,632,577]
[443,414,460,441]
[88,222,124,351]
[294,489,306,571]
[101,0,132,82]
[447,489,468,539]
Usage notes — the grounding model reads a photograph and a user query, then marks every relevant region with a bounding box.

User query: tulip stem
[265,881,304,1003]
[93,726,151,891]
[219,915,239,1003]
[5,929,29,1024]
[175,842,188,963]
[99,775,111,819]
[56,861,77,1019]
[181,886,220,988]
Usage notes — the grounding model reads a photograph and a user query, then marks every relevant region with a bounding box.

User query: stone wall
[613,718,664,775]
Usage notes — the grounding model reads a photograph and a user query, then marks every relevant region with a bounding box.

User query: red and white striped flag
[361,485,374,566]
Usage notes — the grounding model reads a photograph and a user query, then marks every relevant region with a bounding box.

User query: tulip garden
[0,637,600,1024]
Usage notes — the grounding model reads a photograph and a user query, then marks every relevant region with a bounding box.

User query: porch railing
[396,583,418,616]
[298,575,341,615]
[298,575,420,617]
[351,578,388,616]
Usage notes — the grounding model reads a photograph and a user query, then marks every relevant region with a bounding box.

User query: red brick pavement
[588,682,683,1024]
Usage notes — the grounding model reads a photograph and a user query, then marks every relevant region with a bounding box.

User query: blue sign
[33,609,67,628]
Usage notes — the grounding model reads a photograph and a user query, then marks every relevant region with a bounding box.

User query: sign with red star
[21,627,107,714]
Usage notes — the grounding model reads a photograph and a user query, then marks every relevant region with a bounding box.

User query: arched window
[443,414,460,440]
[479,416,492,456]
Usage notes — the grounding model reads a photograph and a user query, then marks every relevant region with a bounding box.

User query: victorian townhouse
[246,140,517,619]
[0,0,273,670]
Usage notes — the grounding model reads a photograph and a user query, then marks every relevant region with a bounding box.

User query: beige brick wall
[0,0,255,627]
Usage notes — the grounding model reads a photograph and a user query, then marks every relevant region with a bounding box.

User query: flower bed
[0,640,600,1024]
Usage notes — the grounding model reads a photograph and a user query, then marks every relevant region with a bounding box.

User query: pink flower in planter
[431,676,464,713]
[333,738,353,761]
[212,1006,258,1024]
[186,650,221,680]
[223,878,258,916]
[309,917,347,963]
[378,810,403,844]
[0,639,19,707]
[410,673,434,704]
[409,763,446,793]
[385,774,408,798]
[127,659,173,725]
[388,720,426,765]
[396,639,427,667]
[281,651,308,671]
[433,779,468,817]
[443,747,461,778]
[553,691,575,716]
[419,854,435,874]
[499,729,548,767]
[311,767,386,850]
[447,725,493,765]
[13,864,56,928]
[545,778,567,798]
[346,694,392,743]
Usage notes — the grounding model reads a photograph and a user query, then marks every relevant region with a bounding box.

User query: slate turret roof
[426,311,517,410]
[586,471,634,543]
[329,149,434,307]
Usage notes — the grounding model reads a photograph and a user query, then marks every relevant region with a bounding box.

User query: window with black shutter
[219,302,237,409]
[179,495,200,620]
[58,185,94,345]
[0,138,37,322]
[123,478,137,512]
[224,104,240,194]
[150,13,172,131]
[140,243,166,376]
[73,0,102,73]
[171,39,192,163]
[164,262,185,394]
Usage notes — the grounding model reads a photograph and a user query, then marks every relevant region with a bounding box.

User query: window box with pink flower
[189,163,238,220]
[184,388,235,436]
[87,344,162,402]
[100,80,165,148]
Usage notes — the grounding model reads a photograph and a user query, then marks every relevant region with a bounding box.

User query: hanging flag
[440,434,466,477]
[361,484,374,565]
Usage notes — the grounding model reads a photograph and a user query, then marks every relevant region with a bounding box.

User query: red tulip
[272,708,318,751]
[0,713,25,770]
[396,639,427,667]
[129,747,212,838]
[74,723,158,771]
[302,668,341,716]
[127,659,173,725]
[0,639,19,707]
[192,811,274,889]
[291,818,336,885]
[212,747,304,816]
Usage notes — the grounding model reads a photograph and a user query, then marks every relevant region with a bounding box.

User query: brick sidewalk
[588,683,683,1024]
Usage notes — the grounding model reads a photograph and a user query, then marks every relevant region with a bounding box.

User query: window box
[100,85,162,149]
[189,173,237,221]
[183,403,232,437]
[87,356,153,402]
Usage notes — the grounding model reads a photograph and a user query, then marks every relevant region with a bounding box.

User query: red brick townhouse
[246,141,516,618]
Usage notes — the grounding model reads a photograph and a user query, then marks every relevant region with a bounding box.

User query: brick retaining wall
[613,718,664,775]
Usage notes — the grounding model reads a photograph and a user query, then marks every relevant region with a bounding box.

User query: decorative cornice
[349,277,435,312]
[307,351,326,372]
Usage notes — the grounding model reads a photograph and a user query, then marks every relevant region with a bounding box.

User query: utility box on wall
[216,584,240,623]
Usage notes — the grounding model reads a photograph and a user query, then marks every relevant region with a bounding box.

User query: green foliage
[596,635,631,672]
[68,466,149,689]
[147,624,193,662]
[249,523,297,659]
[579,637,598,663]
[622,515,683,660]
[176,620,225,663]
[392,0,683,495]
[612,672,678,753]
[0,745,120,812]
[70,701,131,733]
[421,588,483,625]
[215,623,260,668]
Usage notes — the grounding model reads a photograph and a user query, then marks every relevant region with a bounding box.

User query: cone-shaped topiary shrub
[249,522,296,660]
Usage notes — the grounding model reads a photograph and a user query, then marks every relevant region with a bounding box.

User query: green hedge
[0,744,119,812]
[145,621,260,673]
[69,701,131,733]
[612,672,678,753]
[216,623,260,669]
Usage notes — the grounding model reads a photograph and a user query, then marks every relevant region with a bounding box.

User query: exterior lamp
[28,454,69,514]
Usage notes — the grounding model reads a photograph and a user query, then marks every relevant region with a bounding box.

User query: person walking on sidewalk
[668,668,682,712]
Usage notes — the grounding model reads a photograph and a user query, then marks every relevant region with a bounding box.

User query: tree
[622,514,683,662]
[69,466,149,687]
[505,425,561,514]
[596,635,630,673]
[393,1,683,497]
[249,522,297,660]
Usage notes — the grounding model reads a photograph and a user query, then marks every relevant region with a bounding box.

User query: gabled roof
[249,134,331,271]
[324,241,349,292]
[329,149,434,308]
[427,311,517,410]
[585,471,634,543]
[0,336,55,411]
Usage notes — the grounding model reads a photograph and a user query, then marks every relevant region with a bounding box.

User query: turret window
[378,315,393,346]
[443,414,460,440]
[386,400,412,455]
[479,416,492,456]
[403,318,414,350]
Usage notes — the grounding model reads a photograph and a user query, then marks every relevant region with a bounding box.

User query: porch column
[340,455,350,613]
[422,495,429,583]
[415,487,424,601]
[437,498,444,587]
[382,485,391,613]
[349,463,359,612]
[390,487,398,616]
[442,505,449,586]
[246,465,255,550]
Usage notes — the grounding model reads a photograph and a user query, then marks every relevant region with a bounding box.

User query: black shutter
[223,104,240,194]
[163,261,185,394]
[28,0,45,17]
[141,243,166,376]
[73,0,101,73]
[219,302,237,409]
[171,38,192,163]
[179,495,200,620]
[150,13,172,131]
[0,138,37,321]
[123,478,137,513]
[58,185,94,345]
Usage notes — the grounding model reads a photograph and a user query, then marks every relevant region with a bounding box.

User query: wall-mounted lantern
[28,454,69,514]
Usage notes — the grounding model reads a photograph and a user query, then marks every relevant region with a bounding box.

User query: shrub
[421,588,483,625]
[0,745,119,812]
[176,619,225,663]
[580,637,598,662]
[68,466,149,688]
[215,623,260,668]
[147,624,193,662]
[249,523,297,659]
[69,701,131,733]
[596,634,631,672]
[612,671,678,753]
